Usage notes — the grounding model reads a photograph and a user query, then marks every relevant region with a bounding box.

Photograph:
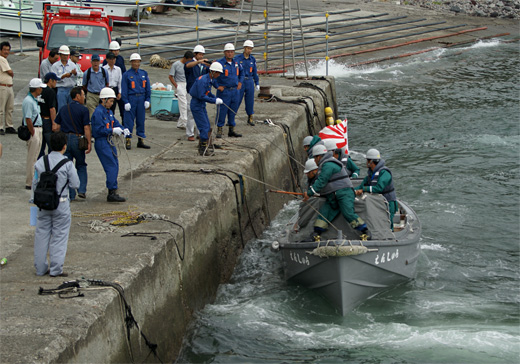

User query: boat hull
[277,199,421,315]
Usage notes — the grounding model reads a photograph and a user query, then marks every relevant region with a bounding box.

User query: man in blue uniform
[355,148,398,230]
[91,87,130,202]
[235,40,259,126]
[33,132,80,277]
[303,144,369,241]
[215,43,243,138]
[121,53,151,150]
[185,45,210,140]
[189,62,223,156]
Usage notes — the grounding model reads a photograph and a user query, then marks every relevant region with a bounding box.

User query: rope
[154,109,179,121]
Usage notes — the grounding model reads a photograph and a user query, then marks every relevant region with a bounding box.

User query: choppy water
[176,40,520,363]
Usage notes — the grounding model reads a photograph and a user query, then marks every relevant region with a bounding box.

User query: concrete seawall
[0,52,335,361]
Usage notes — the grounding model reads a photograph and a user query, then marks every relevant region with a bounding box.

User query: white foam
[421,243,448,252]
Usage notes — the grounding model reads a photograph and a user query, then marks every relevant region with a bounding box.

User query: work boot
[198,141,208,156]
[107,189,126,202]
[310,232,321,242]
[137,137,150,149]
[125,137,131,150]
[216,126,223,138]
[247,115,255,126]
[228,126,242,138]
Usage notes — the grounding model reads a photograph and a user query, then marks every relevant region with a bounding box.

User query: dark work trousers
[38,117,53,158]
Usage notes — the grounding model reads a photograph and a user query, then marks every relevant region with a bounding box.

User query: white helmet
[243,40,254,48]
[323,139,338,151]
[129,53,141,61]
[58,45,70,55]
[366,148,381,160]
[99,87,116,99]
[193,45,205,53]
[224,43,235,51]
[312,144,328,157]
[303,159,318,173]
[109,41,120,50]
[303,136,313,147]
[209,62,223,73]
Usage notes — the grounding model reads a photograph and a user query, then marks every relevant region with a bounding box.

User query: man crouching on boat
[355,148,398,230]
[303,144,370,241]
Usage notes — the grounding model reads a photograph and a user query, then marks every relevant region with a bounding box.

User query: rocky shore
[397,0,520,18]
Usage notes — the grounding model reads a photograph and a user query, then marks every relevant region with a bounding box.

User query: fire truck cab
[37,5,121,73]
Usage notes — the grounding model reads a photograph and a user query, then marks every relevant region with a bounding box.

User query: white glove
[256,85,260,91]
[123,128,130,136]
[215,98,223,105]
[125,103,131,112]
[112,127,123,136]
[144,101,150,109]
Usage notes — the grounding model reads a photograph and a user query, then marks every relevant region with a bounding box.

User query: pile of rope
[149,54,172,69]
[73,209,170,233]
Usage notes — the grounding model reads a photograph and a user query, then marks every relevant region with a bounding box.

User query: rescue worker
[103,41,127,74]
[189,62,223,156]
[355,148,398,230]
[323,139,360,178]
[121,53,151,150]
[185,45,211,141]
[306,135,324,158]
[51,45,77,110]
[303,144,369,241]
[33,132,79,277]
[303,158,319,187]
[235,40,259,126]
[302,136,313,153]
[91,87,129,202]
[215,43,243,138]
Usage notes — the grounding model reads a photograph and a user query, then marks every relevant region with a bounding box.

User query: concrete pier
[0,50,334,362]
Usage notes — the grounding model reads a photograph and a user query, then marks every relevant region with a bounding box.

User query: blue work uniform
[215,57,244,128]
[32,151,80,276]
[235,53,259,116]
[121,68,151,139]
[91,104,123,190]
[189,74,218,142]
[185,59,209,93]
[55,101,90,199]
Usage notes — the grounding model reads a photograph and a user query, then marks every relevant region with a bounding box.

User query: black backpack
[34,156,70,210]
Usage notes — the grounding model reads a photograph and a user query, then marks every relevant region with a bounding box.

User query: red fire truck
[37,4,121,73]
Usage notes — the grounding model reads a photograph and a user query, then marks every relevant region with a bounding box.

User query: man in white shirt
[0,41,16,135]
[51,45,77,110]
[103,52,123,119]
[169,51,193,136]
[70,50,84,87]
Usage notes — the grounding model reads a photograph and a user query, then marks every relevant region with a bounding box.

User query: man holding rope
[91,87,129,202]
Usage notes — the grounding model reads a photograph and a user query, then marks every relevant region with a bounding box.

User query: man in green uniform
[355,148,398,230]
[303,145,369,241]
[323,138,360,178]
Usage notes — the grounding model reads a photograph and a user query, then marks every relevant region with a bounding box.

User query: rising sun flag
[318,119,349,153]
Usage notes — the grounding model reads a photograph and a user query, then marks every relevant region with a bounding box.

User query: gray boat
[272,191,421,315]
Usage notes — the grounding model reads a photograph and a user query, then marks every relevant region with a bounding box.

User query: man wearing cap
[235,40,259,126]
[70,50,83,87]
[355,149,398,230]
[121,53,150,150]
[0,41,16,135]
[38,72,59,157]
[215,43,244,138]
[103,41,126,74]
[303,144,370,241]
[51,45,77,110]
[23,78,46,189]
[54,86,91,200]
[169,50,193,135]
[39,49,59,80]
[103,52,123,120]
[185,45,210,141]
[189,62,223,156]
[82,54,109,118]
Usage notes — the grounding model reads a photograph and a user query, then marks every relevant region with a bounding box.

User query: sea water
[176,40,519,363]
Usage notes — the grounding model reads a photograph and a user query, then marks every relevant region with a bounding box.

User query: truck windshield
[48,24,109,52]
